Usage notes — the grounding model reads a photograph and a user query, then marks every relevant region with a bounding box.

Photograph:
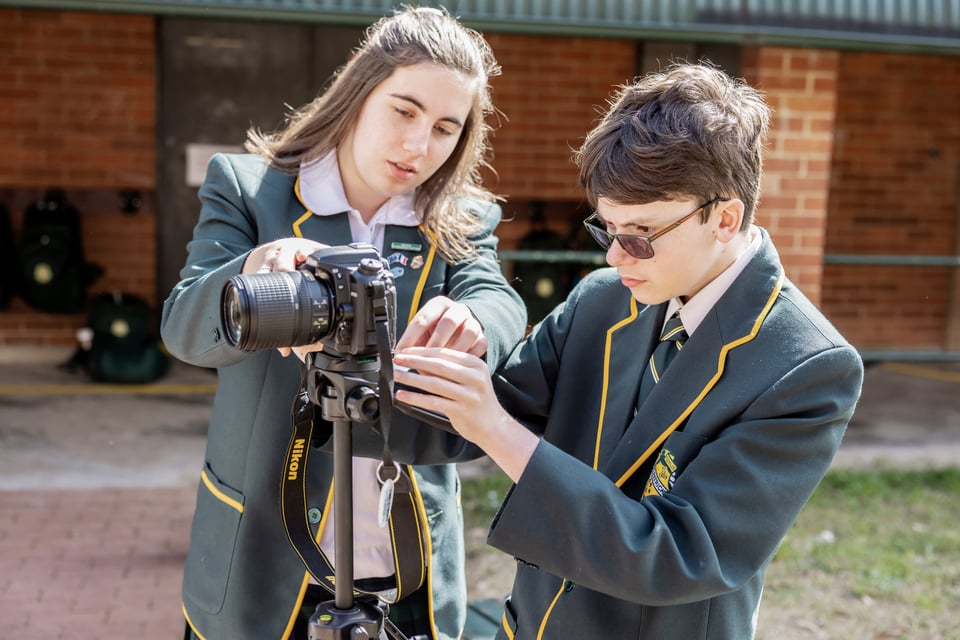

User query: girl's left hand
[396,297,487,357]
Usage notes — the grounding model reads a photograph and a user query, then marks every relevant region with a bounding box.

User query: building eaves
[5,0,960,55]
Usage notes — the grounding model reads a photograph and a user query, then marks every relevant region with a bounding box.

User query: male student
[394,62,864,639]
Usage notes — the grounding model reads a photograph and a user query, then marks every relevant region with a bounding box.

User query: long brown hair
[245,6,501,260]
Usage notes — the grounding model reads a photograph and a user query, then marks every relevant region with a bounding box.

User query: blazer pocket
[182,463,246,614]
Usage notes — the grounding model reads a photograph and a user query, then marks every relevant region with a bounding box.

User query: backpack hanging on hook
[511,201,584,326]
[18,189,103,314]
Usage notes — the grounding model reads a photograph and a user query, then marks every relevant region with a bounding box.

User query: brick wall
[480,33,637,251]
[743,47,840,307]
[0,10,155,187]
[2,7,957,355]
[822,52,960,351]
[0,9,156,349]
[484,33,637,203]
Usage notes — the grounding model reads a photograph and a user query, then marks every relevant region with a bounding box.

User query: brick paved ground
[0,486,195,640]
[1,358,958,639]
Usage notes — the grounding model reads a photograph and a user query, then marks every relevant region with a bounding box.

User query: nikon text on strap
[280,297,427,604]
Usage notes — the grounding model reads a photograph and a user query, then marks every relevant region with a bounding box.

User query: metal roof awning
[5,0,960,55]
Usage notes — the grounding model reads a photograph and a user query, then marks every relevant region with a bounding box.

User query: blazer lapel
[599,316,728,482]
[589,299,664,469]
[289,209,351,241]
[602,228,785,488]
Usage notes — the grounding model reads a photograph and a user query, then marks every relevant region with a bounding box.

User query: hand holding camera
[222,242,393,356]
[242,237,328,275]
[242,238,331,360]
[221,242,455,432]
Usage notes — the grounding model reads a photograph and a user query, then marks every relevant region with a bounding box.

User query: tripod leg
[332,417,354,610]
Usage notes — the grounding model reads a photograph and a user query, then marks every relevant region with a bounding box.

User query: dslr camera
[220,243,395,356]
[220,242,454,433]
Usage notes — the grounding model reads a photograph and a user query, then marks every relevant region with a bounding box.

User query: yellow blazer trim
[316,481,335,544]
[614,270,784,488]
[500,610,515,639]
[592,297,639,470]
[292,210,313,238]
[408,227,437,325]
[292,177,312,238]
[500,611,516,640]
[200,469,243,513]
[535,581,568,640]
[407,468,441,639]
[183,603,208,640]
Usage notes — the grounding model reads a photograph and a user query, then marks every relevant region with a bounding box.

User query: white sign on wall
[185,143,244,187]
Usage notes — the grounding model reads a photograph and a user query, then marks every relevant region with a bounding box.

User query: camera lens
[222,285,246,346]
[220,271,333,351]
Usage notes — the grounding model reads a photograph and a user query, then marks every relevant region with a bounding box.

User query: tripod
[301,351,425,640]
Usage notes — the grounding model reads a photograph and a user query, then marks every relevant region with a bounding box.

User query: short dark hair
[575,62,771,227]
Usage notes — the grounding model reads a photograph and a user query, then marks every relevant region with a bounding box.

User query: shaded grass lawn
[461,467,960,639]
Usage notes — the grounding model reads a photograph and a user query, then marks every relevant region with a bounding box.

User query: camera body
[220,243,396,356]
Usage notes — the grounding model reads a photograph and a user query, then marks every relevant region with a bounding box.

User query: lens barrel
[220,270,333,351]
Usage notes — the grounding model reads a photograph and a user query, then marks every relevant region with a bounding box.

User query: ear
[714,199,744,243]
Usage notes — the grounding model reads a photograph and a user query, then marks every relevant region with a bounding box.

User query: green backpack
[18,190,102,314]
[83,292,170,384]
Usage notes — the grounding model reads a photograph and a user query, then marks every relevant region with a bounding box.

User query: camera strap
[280,319,427,605]
[372,317,430,601]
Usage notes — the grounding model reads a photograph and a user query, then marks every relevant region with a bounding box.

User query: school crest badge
[643,448,678,498]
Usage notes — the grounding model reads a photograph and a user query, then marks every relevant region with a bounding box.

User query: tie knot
[660,314,686,344]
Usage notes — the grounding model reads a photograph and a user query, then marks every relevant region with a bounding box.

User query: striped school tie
[637,313,687,408]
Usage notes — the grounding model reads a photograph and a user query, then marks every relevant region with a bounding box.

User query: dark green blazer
[488,229,863,639]
[160,153,526,640]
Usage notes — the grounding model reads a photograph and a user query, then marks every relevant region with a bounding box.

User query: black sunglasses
[582,198,723,259]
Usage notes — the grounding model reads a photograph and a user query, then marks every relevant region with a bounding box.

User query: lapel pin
[390,241,422,252]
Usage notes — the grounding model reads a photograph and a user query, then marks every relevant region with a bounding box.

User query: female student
[161,7,526,639]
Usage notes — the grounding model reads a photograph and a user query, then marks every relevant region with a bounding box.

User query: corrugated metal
[3,0,960,52]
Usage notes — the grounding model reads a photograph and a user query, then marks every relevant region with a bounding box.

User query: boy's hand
[393,347,537,483]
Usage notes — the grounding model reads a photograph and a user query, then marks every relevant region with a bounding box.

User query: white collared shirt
[665,227,762,336]
[299,151,420,252]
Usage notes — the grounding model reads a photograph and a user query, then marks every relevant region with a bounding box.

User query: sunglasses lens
[584,222,612,249]
[584,219,655,259]
[620,237,654,259]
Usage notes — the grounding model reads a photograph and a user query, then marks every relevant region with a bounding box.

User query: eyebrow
[595,213,649,230]
[389,93,464,128]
